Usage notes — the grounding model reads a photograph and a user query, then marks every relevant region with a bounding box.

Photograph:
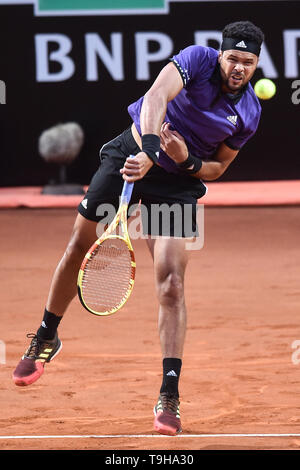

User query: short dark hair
[222,21,264,46]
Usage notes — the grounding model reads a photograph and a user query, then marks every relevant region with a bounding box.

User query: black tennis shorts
[77,126,207,237]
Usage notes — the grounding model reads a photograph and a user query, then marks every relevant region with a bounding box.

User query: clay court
[1,189,300,450]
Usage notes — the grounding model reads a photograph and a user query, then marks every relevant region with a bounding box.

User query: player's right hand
[120,152,154,182]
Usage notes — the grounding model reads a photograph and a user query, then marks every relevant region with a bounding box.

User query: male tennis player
[13,21,264,436]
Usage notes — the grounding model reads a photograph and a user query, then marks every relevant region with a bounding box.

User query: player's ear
[218,50,223,63]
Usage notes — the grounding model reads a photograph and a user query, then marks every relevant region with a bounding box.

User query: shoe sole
[13,341,62,387]
[13,361,45,386]
[153,407,182,436]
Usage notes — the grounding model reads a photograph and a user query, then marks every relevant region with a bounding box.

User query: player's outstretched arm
[140,62,184,137]
[121,62,184,183]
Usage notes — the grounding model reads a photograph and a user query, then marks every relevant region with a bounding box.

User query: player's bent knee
[64,216,97,262]
[157,272,184,305]
[64,231,91,262]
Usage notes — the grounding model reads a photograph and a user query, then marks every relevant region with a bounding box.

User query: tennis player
[13,21,264,436]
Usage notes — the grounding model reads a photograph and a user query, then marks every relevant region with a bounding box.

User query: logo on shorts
[81,199,88,209]
[227,115,238,126]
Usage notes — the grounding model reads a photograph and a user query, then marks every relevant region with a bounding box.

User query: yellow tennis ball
[254,78,276,100]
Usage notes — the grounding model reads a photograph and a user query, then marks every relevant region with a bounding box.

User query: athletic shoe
[13,332,62,386]
[153,392,182,436]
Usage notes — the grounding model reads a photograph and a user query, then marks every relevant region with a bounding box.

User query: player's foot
[153,392,182,436]
[13,332,62,386]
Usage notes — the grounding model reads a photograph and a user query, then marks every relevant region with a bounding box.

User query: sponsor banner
[0,1,299,186]
[0,0,288,17]
[38,0,168,16]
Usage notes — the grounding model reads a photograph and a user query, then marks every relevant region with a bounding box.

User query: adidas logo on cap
[235,40,247,48]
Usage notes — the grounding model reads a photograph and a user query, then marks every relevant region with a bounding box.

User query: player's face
[218,50,258,93]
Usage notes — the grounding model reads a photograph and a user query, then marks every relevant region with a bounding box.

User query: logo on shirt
[235,40,247,49]
[227,115,238,126]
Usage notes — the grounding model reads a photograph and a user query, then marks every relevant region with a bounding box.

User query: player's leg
[45,213,98,320]
[147,236,189,435]
[136,162,206,435]
[148,236,188,360]
[13,213,98,386]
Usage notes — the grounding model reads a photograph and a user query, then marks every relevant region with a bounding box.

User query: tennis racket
[77,157,136,316]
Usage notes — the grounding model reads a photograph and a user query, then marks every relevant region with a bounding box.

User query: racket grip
[120,154,135,204]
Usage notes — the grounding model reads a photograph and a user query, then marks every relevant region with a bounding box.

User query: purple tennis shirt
[127,45,261,174]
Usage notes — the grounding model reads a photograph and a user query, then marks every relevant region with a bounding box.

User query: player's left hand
[120,151,154,182]
[160,122,188,164]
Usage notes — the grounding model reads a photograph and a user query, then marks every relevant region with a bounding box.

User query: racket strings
[81,238,133,313]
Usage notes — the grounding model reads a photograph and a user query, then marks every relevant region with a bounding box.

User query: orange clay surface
[0,207,300,450]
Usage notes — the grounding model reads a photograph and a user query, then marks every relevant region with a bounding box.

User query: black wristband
[141,134,160,164]
[177,152,203,174]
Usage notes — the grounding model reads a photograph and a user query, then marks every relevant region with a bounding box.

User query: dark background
[0,1,299,186]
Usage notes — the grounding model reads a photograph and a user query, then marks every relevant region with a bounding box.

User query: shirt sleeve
[170,45,213,88]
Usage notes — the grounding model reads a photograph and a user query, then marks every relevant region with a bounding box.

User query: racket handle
[120,154,135,204]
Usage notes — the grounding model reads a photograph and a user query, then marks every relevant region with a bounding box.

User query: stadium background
[0,0,299,187]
